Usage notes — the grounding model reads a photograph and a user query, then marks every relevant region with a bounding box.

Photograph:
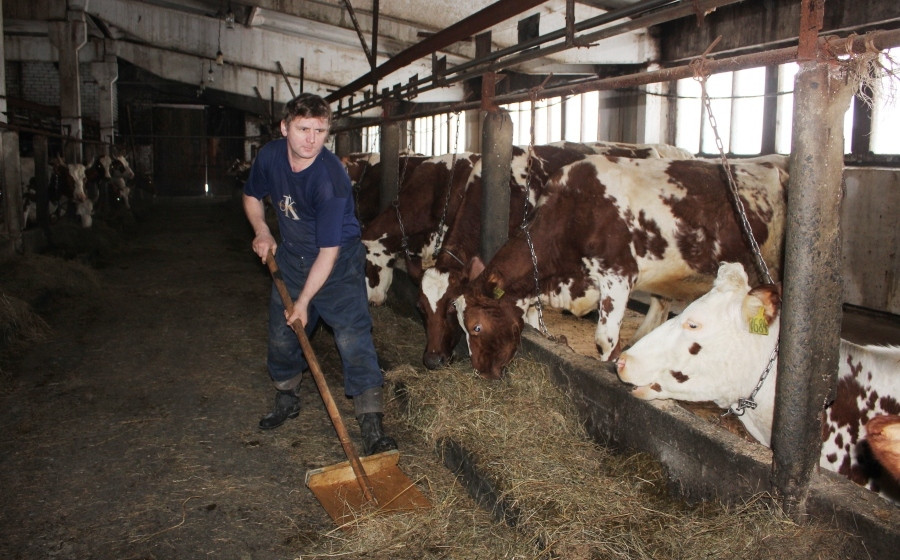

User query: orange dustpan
[266,251,430,527]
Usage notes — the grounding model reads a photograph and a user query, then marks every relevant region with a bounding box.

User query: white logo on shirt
[279,195,299,221]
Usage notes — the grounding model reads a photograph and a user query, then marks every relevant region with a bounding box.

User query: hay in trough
[305,306,859,560]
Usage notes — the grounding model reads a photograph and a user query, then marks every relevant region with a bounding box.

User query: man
[242,92,396,456]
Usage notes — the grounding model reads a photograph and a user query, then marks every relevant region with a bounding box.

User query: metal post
[771,0,856,519]
[479,109,513,263]
[2,130,23,244]
[379,114,400,212]
[34,135,49,231]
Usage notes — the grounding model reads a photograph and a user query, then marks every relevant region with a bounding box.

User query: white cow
[616,262,900,500]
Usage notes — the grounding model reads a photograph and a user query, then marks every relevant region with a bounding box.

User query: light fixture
[208,60,215,83]
[225,3,235,29]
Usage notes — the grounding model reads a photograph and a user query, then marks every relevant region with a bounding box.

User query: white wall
[842,167,900,315]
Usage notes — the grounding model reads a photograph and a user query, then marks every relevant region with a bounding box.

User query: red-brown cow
[412,142,684,369]
[363,152,480,304]
[866,415,900,482]
[341,152,428,228]
[456,155,789,379]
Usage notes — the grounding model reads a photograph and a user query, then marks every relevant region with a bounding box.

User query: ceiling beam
[326,0,547,102]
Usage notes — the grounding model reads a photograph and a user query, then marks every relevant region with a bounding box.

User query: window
[362,125,379,153]
[676,52,900,159]
[502,96,564,146]
[871,47,899,155]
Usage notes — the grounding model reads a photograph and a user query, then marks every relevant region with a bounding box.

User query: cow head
[67,163,87,202]
[615,262,781,444]
[416,262,467,369]
[110,155,135,181]
[456,257,525,380]
[866,414,900,482]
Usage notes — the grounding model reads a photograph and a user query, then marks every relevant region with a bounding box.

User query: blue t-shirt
[244,140,360,258]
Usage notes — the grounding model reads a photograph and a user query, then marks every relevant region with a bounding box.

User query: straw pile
[300,306,859,560]
[0,254,100,381]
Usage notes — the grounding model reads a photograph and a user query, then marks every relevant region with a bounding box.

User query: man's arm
[243,194,277,263]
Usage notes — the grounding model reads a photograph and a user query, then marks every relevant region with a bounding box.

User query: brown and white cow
[363,152,480,304]
[455,155,788,379]
[34,156,94,228]
[413,142,684,370]
[616,262,900,501]
[341,152,428,228]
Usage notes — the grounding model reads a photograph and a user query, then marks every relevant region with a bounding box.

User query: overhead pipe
[329,27,900,133]
[325,0,547,103]
[331,0,743,118]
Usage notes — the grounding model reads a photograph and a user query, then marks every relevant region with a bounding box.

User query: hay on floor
[317,307,859,560]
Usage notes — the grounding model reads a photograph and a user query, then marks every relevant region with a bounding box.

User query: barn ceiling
[5,0,675,114]
[6,1,897,118]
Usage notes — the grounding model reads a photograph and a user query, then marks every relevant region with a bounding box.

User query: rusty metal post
[480,108,513,263]
[378,110,400,213]
[771,0,855,519]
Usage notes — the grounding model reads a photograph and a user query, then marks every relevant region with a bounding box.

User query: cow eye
[683,320,700,330]
[473,324,482,333]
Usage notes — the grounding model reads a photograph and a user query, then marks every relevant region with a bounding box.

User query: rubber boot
[258,389,301,430]
[356,412,398,456]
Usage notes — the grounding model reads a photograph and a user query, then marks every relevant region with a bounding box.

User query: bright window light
[871,47,900,154]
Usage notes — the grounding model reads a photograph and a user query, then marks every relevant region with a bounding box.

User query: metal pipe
[330,27,900,133]
[480,110,513,263]
[326,0,547,103]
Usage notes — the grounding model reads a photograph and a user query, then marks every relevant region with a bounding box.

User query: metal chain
[522,90,550,337]
[695,70,773,286]
[392,119,419,262]
[723,341,779,417]
[393,198,412,262]
[693,48,779,417]
[433,112,462,258]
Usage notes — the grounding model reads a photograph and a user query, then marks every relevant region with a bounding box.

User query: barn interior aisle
[1,195,877,559]
[0,195,533,559]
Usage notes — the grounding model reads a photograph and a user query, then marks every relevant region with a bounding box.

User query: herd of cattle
[20,152,135,229]
[338,141,899,504]
[110,141,899,502]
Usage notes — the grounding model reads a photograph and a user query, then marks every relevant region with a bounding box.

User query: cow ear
[742,284,781,328]
[466,256,485,281]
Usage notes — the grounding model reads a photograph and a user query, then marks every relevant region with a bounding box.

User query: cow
[866,415,900,481]
[30,156,94,228]
[341,152,428,228]
[615,262,900,502]
[363,152,481,305]
[412,142,684,370]
[455,154,789,379]
[85,154,135,215]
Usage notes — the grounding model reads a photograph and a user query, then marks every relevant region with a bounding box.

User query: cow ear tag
[492,286,505,300]
[749,307,769,335]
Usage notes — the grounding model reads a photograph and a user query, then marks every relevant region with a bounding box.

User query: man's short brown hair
[282,93,332,128]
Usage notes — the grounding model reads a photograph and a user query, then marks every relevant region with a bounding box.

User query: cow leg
[629,295,672,346]
[594,276,633,361]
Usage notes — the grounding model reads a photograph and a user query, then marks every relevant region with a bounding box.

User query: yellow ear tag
[492,286,505,300]
[749,306,769,335]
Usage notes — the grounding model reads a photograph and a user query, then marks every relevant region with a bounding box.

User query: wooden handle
[266,250,377,505]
